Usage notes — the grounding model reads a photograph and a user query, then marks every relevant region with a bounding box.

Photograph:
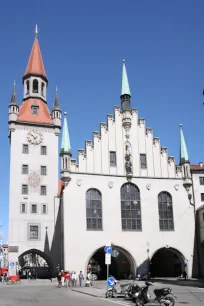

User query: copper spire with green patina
[121,60,131,111]
[10,81,18,105]
[61,112,71,155]
[53,86,61,110]
[180,124,189,164]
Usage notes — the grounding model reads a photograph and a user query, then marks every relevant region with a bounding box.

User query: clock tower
[8,27,61,269]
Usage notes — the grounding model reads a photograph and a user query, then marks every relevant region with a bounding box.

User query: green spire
[10,81,18,105]
[61,112,71,154]
[180,124,189,164]
[121,59,131,96]
[53,86,60,110]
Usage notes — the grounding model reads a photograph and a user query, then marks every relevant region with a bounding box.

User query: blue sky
[0,0,204,241]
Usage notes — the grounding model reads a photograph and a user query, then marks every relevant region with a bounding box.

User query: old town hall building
[8,29,204,278]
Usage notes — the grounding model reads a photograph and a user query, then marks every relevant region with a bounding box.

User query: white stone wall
[8,124,59,263]
[192,172,204,210]
[63,173,195,277]
[74,107,178,178]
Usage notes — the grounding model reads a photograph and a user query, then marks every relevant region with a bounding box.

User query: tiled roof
[17,99,53,125]
[58,180,64,197]
[24,38,47,79]
[190,164,204,171]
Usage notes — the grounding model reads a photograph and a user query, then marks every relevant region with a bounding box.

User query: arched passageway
[150,247,185,277]
[18,249,54,279]
[87,245,136,280]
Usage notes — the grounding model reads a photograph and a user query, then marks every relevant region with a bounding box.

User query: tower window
[199,177,204,185]
[41,166,47,176]
[31,204,37,213]
[42,204,47,214]
[22,184,28,195]
[41,146,47,155]
[41,82,45,96]
[23,144,29,154]
[33,79,38,93]
[31,103,39,115]
[26,80,30,95]
[40,185,47,195]
[201,193,204,201]
[22,164,29,174]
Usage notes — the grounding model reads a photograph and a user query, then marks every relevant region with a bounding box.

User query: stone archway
[18,249,54,278]
[150,247,185,277]
[86,245,136,280]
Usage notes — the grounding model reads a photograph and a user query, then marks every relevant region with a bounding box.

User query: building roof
[53,87,61,110]
[121,60,131,96]
[180,125,189,164]
[58,180,64,197]
[17,98,53,125]
[190,164,204,171]
[9,82,18,106]
[2,244,8,248]
[61,113,71,153]
[24,38,47,80]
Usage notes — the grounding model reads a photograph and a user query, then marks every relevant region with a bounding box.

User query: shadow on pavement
[151,278,204,288]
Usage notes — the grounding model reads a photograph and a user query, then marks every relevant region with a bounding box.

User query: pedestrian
[72,272,77,287]
[56,271,62,287]
[61,270,65,287]
[87,271,92,286]
[78,271,84,287]
[183,265,188,281]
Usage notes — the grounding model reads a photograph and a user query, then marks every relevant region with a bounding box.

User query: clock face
[27,131,43,145]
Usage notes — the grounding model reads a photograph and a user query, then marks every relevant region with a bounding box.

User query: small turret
[180,124,192,192]
[121,59,131,111]
[52,87,62,134]
[8,81,19,132]
[60,112,71,182]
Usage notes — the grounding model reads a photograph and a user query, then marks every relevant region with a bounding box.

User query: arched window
[158,192,174,231]
[33,79,38,93]
[41,82,45,96]
[86,189,102,230]
[121,183,141,231]
[26,80,30,95]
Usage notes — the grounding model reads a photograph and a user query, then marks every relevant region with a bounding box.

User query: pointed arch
[86,188,102,230]
[121,183,141,231]
[158,191,174,231]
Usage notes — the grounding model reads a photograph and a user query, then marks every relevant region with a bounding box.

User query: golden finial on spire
[35,24,38,37]
[179,123,182,128]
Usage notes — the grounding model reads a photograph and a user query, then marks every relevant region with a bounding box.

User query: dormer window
[33,79,38,93]
[31,101,39,115]
[26,80,30,95]
[41,82,45,97]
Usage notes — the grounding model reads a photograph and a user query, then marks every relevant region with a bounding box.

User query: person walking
[78,271,84,287]
[72,272,77,287]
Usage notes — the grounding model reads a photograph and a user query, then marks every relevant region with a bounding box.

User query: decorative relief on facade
[161,147,167,154]
[176,165,182,173]
[146,128,153,135]
[76,180,82,186]
[168,156,175,164]
[153,137,160,145]
[108,181,113,188]
[122,110,132,139]
[125,141,133,176]
[28,171,40,187]
[146,184,151,190]
[174,184,179,191]
[138,118,145,126]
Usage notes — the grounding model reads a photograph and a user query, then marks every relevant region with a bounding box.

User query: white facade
[62,106,195,277]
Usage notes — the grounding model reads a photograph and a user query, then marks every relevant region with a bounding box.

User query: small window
[33,79,38,93]
[23,144,29,154]
[140,154,147,169]
[42,204,47,214]
[200,177,204,185]
[22,164,28,174]
[32,106,39,115]
[21,203,26,213]
[29,225,39,240]
[201,193,204,201]
[22,184,28,195]
[41,146,47,155]
[31,204,37,213]
[40,185,47,196]
[26,80,30,95]
[110,151,117,167]
[41,166,47,176]
[41,82,45,96]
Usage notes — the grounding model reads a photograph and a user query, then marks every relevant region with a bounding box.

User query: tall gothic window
[121,183,141,231]
[33,79,38,93]
[26,80,30,95]
[86,189,102,230]
[158,192,174,231]
[41,82,45,96]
